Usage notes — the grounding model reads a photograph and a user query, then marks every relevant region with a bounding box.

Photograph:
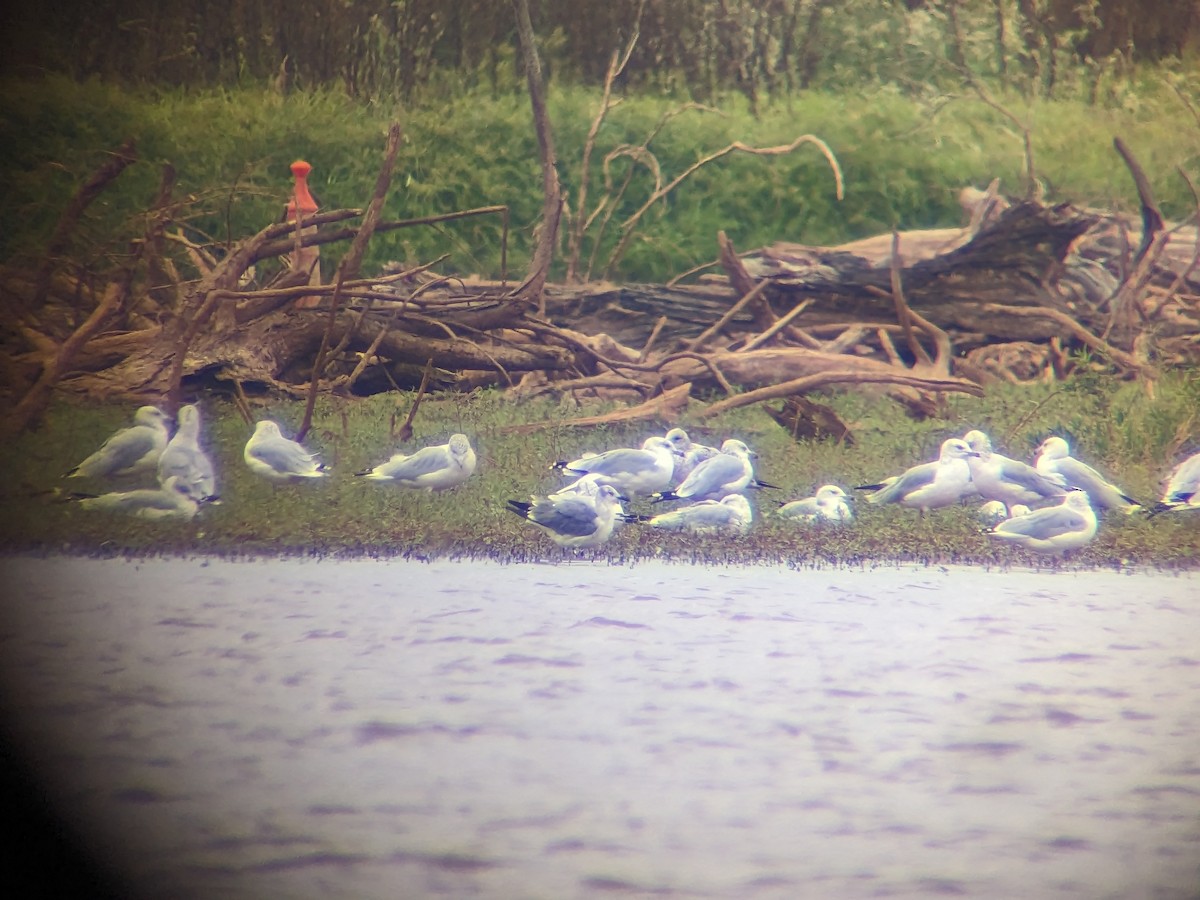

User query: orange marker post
[286,160,322,308]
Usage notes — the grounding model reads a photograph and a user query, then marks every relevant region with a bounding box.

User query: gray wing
[530,495,599,537]
[1164,453,1200,503]
[85,487,178,513]
[377,446,450,480]
[251,437,316,474]
[1052,457,1131,505]
[160,446,216,497]
[568,447,655,478]
[655,500,731,528]
[676,454,743,496]
[993,506,1087,539]
[74,427,158,476]
[995,456,1066,494]
[778,497,820,519]
[866,461,936,503]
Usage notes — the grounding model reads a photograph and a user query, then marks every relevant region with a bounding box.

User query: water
[0,555,1198,899]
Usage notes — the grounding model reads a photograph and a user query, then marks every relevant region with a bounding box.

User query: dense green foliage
[2,373,1198,567]
[3,1,1195,105]
[2,74,1198,284]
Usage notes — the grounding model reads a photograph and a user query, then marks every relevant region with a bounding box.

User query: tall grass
[2,75,1198,283]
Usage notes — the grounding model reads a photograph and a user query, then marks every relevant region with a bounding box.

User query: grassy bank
[3,373,1199,568]
[2,76,1198,283]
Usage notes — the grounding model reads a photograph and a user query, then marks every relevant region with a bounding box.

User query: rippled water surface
[0,556,1198,899]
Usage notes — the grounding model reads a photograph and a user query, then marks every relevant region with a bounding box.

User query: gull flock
[63,404,1200,557]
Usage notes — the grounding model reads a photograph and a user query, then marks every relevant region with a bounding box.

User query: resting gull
[642,493,753,535]
[1148,451,1200,517]
[963,429,1066,510]
[1034,435,1139,513]
[553,436,676,496]
[73,475,200,520]
[986,489,1098,554]
[662,428,720,483]
[778,484,853,523]
[157,404,218,501]
[652,439,757,503]
[861,438,979,513]
[506,482,624,549]
[67,405,171,480]
[243,421,328,482]
[356,433,477,491]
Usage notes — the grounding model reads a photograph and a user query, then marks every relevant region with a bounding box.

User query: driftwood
[4,120,1198,439]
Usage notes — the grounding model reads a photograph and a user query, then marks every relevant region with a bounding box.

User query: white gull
[357,433,477,491]
[67,405,170,480]
[986,489,1098,554]
[778,485,853,523]
[243,421,328,482]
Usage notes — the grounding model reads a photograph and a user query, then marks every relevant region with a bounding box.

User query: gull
[977,499,1010,526]
[73,475,199,520]
[156,404,218,501]
[778,485,853,523]
[986,490,1098,554]
[243,421,328,482]
[861,438,979,513]
[1034,435,1139,513]
[964,429,1066,510]
[978,500,1031,525]
[67,405,171,480]
[552,436,676,496]
[641,494,754,535]
[356,433,477,491]
[652,439,757,503]
[662,428,720,483]
[1148,451,1200,517]
[506,483,624,549]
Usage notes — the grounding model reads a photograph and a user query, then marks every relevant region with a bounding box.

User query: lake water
[0,556,1197,899]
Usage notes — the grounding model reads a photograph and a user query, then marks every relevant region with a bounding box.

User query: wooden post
[286,160,322,309]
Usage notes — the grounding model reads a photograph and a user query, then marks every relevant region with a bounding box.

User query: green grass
[3,373,1199,568]
[2,75,1198,283]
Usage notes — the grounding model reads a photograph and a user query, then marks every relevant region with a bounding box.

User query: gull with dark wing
[778,484,853,523]
[73,475,200,521]
[67,405,171,480]
[986,489,1098,554]
[157,404,218,501]
[641,493,753,535]
[506,483,624,549]
[1034,435,1139,513]
[243,421,328,482]
[552,436,676,497]
[861,438,979,513]
[963,429,1066,511]
[1148,450,1200,517]
[652,439,757,503]
[357,433,477,491]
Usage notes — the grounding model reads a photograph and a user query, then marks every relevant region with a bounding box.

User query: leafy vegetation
[2,372,1197,567]
[1,74,1198,285]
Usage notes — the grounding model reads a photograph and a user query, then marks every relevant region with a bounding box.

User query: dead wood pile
[2,138,1196,437]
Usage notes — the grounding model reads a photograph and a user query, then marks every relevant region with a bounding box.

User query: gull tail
[1145,501,1180,519]
[505,499,533,519]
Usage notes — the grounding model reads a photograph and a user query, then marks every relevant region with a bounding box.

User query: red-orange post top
[286,160,318,218]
